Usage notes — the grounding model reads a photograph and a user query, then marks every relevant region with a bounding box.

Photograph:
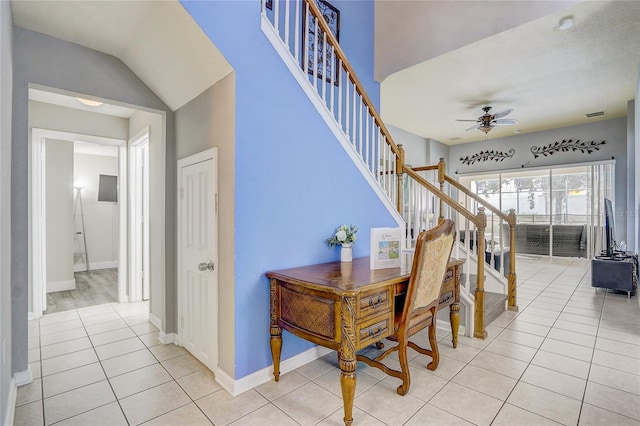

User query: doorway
[177,148,219,372]
[31,129,127,315]
[130,129,150,302]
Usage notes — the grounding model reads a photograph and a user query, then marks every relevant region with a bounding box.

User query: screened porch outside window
[458,162,614,259]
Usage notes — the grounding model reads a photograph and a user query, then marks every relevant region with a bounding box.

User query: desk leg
[340,296,357,426]
[450,303,460,349]
[270,327,282,382]
[269,279,282,382]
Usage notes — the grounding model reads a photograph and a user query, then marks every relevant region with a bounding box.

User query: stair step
[465,274,507,328]
[484,292,508,326]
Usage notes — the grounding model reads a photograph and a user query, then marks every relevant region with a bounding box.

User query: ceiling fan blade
[492,109,513,119]
[465,124,481,131]
[455,119,479,122]
[494,119,519,125]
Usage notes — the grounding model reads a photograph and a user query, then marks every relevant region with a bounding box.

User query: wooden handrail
[443,175,513,224]
[404,168,478,224]
[410,165,438,172]
[304,0,401,155]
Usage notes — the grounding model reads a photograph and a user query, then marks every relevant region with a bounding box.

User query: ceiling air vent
[448,137,462,142]
[585,111,606,118]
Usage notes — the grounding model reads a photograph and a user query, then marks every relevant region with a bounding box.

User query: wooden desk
[266,257,463,426]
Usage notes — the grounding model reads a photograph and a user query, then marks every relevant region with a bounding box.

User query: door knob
[198,261,215,272]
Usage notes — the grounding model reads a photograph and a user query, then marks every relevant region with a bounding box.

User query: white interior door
[130,133,150,302]
[178,148,218,371]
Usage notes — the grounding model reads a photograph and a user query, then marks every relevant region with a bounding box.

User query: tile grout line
[487,260,595,425]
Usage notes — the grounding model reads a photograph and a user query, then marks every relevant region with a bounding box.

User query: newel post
[474,207,488,339]
[396,144,405,214]
[437,158,446,223]
[507,209,519,312]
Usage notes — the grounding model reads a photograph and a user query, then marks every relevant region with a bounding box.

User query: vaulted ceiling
[11,0,232,111]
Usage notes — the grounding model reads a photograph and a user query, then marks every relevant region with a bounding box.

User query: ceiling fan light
[76,97,103,107]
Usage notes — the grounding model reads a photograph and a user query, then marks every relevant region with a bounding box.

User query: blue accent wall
[181,0,395,379]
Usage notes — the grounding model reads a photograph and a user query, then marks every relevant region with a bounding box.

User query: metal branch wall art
[460,149,515,166]
[530,139,606,158]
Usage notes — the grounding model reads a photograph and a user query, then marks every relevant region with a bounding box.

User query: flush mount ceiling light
[558,16,574,31]
[76,98,103,107]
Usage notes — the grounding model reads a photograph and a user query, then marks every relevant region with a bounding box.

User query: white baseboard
[149,314,175,345]
[159,332,175,345]
[216,345,332,397]
[14,367,33,386]
[149,313,162,331]
[4,377,16,426]
[74,260,118,272]
[46,279,76,293]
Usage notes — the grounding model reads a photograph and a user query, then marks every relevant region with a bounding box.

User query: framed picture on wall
[303,0,340,85]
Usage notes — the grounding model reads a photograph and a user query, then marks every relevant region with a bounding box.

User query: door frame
[129,128,150,302]
[176,147,219,371]
[31,128,128,316]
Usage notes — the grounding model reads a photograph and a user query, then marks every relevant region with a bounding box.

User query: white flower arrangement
[327,224,359,247]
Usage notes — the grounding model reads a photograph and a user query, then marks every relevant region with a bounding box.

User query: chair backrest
[405,220,456,315]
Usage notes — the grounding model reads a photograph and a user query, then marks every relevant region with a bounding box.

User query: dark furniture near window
[591,254,638,298]
[503,224,586,258]
[459,231,510,277]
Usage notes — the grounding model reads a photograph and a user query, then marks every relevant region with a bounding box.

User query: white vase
[340,243,353,262]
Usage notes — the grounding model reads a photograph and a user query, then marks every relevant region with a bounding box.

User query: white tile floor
[14,256,640,425]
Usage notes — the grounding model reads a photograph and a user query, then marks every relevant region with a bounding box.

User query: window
[459,162,614,258]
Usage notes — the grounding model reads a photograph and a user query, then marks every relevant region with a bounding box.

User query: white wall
[628,99,636,251]
[175,74,235,376]
[129,110,166,329]
[450,118,629,243]
[0,1,12,422]
[45,139,74,290]
[73,151,119,271]
[387,124,428,167]
[385,126,451,170]
[428,138,450,166]
[28,102,128,306]
[29,101,128,139]
[636,72,640,254]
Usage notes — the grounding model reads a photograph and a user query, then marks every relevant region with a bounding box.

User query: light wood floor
[44,268,118,314]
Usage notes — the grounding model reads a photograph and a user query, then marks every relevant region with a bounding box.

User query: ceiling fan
[456,106,518,134]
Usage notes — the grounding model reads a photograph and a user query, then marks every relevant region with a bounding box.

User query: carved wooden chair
[357,219,456,396]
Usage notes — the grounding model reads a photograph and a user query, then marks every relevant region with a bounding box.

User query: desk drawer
[356,312,393,349]
[359,288,391,318]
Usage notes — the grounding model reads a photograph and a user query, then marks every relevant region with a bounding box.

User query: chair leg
[396,337,411,396]
[426,323,439,371]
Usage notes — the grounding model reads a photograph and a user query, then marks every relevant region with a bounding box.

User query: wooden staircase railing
[261,0,518,338]
[441,162,518,314]
[400,156,518,337]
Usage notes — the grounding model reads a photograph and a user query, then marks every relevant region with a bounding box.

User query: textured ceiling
[377,0,640,144]
[12,0,233,111]
[11,0,639,143]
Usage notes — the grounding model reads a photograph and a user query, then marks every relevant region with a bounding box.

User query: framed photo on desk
[370,227,402,270]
